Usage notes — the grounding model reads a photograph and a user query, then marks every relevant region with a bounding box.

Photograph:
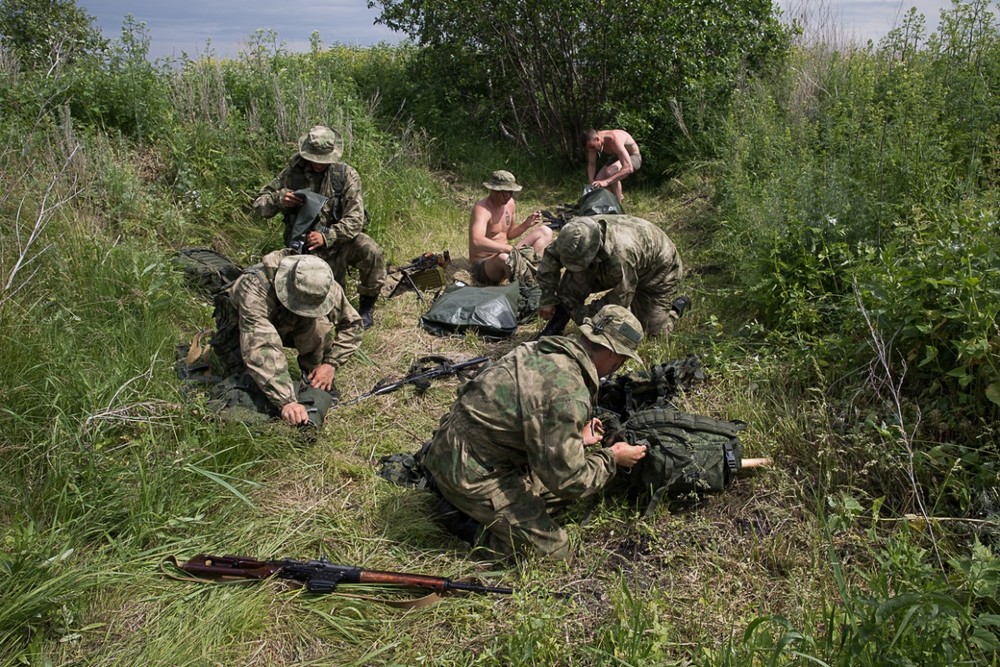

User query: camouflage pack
[602,406,745,516]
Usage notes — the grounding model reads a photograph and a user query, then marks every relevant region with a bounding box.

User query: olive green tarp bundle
[577,186,624,217]
[418,281,539,340]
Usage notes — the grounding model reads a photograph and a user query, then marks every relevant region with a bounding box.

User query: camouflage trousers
[422,442,572,560]
[318,233,386,298]
[555,264,683,337]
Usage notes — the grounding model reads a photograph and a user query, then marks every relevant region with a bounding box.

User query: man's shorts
[470,257,499,286]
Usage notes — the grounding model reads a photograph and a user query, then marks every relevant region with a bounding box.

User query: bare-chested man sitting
[468,170,553,286]
[584,128,642,203]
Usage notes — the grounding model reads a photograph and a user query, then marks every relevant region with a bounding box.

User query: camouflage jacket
[251,155,366,245]
[423,336,616,499]
[227,249,363,408]
[537,215,681,310]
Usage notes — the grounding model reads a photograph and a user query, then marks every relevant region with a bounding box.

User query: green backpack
[596,357,747,516]
[601,406,745,516]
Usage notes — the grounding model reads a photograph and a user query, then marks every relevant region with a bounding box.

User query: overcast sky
[76,1,968,60]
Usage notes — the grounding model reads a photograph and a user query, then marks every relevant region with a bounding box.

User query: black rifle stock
[344,355,489,405]
[389,250,451,275]
[180,554,512,595]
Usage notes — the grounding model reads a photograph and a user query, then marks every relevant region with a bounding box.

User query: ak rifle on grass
[344,355,490,405]
[177,554,512,595]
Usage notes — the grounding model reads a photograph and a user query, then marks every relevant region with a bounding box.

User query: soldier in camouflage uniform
[215,250,363,426]
[536,215,688,338]
[422,304,649,561]
[253,126,386,328]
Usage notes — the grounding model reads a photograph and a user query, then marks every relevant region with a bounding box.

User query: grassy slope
[25,164,836,666]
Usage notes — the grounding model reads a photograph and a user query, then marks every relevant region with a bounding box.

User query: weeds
[1,2,998,665]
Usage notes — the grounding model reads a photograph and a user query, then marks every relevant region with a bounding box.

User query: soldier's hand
[280,402,310,426]
[610,441,646,468]
[308,363,335,391]
[527,210,543,227]
[282,191,303,208]
[306,230,327,250]
[539,305,556,321]
[582,417,604,446]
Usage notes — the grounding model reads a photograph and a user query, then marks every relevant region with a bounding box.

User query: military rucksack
[596,356,748,516]
[172,248,243,297]
[600,405,745,517]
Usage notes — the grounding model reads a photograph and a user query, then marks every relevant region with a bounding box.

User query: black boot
[671,295,691,317]
[358,295,377,329]
[432,496,481,545]
[533,304,571,340]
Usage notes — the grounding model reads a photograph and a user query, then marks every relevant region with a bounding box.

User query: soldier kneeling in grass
[422,304,648,561]
[210,250,363,427]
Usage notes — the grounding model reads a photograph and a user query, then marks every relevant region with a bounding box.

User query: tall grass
[2,3,999,665]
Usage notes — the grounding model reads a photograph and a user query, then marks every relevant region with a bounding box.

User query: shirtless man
[584,128,642,203]
[468,170,553,286]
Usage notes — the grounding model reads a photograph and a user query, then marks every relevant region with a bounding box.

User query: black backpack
[172,248,242,297]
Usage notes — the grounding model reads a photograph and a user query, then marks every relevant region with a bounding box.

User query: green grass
[2,8,999,664]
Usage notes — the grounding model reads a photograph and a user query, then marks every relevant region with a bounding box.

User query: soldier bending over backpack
[422,304,648,561]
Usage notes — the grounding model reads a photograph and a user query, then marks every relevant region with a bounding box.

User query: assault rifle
[344,355,489,405]
[390,250,451,274]
[388,250,451,304]
[178,553,512,595]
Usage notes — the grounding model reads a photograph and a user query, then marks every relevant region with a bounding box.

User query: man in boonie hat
[421,303,648,562]
[211,249,363,426]
[252,125,386,329]
[468,169,553,286]
[535,214,689,339]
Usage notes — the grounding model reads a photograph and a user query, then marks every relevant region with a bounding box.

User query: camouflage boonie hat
[274,255,338,317]
[483,170,523,192]
[556,218,602,271]
[298,125,343,164]
[580,305,644,363]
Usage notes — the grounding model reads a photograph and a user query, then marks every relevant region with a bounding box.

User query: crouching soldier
[211,250,363,426]
[253,125,386,328]
[536,215,688,338]
[421,304,648,561]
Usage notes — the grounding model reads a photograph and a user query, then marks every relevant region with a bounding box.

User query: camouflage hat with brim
[483,170,523,192]
[275,255,338,317]
[580,304,644,363]
[298,126,343,164]
[556,218,602,272]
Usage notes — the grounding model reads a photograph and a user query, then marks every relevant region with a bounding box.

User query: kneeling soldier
[422,304,648,561]
[536,215,688,338]
[212,250,363,426]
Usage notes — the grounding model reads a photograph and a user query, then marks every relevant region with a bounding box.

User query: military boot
[358,295,377,329]
[431,496,481,545]
[671,295,691,317]
[533,304,571,340]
